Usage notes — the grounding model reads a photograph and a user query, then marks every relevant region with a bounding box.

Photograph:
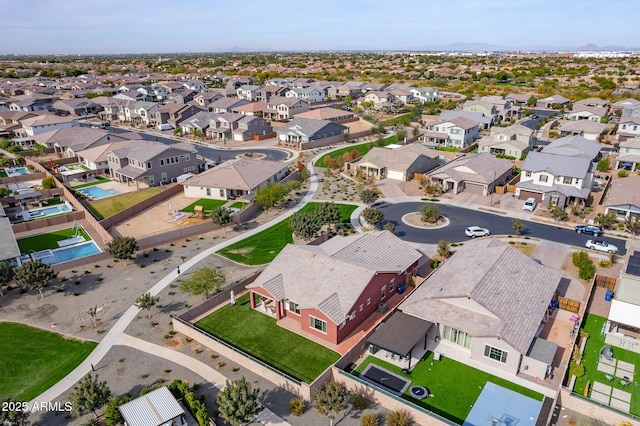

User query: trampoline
[360,364,411,396]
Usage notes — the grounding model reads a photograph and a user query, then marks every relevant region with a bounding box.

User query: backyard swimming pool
[5,167,28,176]
[27,203,72,219]
[79,186,120,199]
[30,241,101,265]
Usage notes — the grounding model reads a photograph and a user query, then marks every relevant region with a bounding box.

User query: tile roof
[541,135,601,159]
[399,238,563,353]
[354,144,438,171]
[277,117,346,138]
[110,140,196,162]
[427,152,513,183]
[183,158,287,191]
[520,151,592,178]
[247,231,421,325]
[294,107,355,120]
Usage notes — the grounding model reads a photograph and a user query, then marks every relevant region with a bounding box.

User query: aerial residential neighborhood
[2,4,640,426]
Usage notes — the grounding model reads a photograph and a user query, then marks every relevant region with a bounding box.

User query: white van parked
[157,123,173,131]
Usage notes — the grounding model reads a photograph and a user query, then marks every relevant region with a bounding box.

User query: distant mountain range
[214,42,640,53]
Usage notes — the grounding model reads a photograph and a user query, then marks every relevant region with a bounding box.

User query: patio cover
[609,300,640,329]
[367,312,433,356]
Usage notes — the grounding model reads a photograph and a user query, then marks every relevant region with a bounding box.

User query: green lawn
[316,135,398,167]
[574,313,640,415]
[180,198,228,213]
[0,322,97,401]
[87,188,163,219]
[354,353,543,424]
[0,169,7,178]
[71,176,111,189]
[17,226,91,253]
[217,202,357,265]
[229,201,246,210]
[195,294,340,383]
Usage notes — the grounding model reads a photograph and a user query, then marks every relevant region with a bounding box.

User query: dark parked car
[575,225,603,236]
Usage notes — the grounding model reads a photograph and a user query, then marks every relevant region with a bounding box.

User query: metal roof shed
[118,386,186,426]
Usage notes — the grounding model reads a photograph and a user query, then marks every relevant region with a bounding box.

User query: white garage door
[387,170,405,181]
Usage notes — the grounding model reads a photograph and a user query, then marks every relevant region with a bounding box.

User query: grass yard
[87,187,162,219]
[354,353,543,424]
[0,169,7,178]
[229,201,247,210]
[17,226,91,253]
[217,202,357,265]
[316,135,398,167]
[573,313,640,415]
[0,322,97,401]
[195,294,340,383]
[180,198,228,213]
[71,175,111,189]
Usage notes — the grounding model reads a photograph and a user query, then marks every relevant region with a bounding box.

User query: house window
[563,176,572,184]
[147,162,152,169]
[161,172,168,182]
[539,175,548,183]
[389,278,395,292]
[185,154,190,161]
[219,189,224,197]
[359,304,363,312]
[206,188,211,196]
[309,316,327,333]
[367,298,371,306]
[442,325,472,348]
[484,345,508,363]
[287,301,301,315]
[381,285,386,300]
[148,175,154,185]
[525,171,531,177]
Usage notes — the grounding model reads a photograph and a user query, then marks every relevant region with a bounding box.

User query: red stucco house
[246,231,423,347]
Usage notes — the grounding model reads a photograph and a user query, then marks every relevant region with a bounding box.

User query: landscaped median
[316,135,398,168]
[0,322,97,401]
[194,294,340,384]
[353,353,544,424]
[217,202,358,266]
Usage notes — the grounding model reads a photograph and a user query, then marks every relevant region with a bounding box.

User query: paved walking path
[29,146,325,424]
[116,334,291,425]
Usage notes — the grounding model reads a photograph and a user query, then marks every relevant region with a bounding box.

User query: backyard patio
[573,313,640,416]
[194,293,340,384]
[353,352,544,424]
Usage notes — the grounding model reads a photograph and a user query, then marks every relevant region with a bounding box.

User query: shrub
[361,413,380,426]
[570,362,585,378]
[618,170,629,178]
[289,397,306,416]
[599,260,611,268]
[168,379,210,426]
[386,408,414,426]
[352,393,368,410]
[572,251,589,267]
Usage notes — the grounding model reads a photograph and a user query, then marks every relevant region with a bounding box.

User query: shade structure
[367,312,433,357]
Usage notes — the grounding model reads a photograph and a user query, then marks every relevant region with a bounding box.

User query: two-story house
[516,135,600,207]
[423,117,479,148]
[193,92,225,109]
[285,87,325,104]
[236,85,262,101]
[151,103,204,128]
[616,117,640,142]
[410,87,440,103]
[265,96,310,121]
[246,230,423,348]
[255,85,289,103]
[615,137,640,170]
[206,97,250,114]
[124,101,161,126]
[20,114,78,137]
[108,140,203,188]
[463,95,519,122]
[478,124,534,159]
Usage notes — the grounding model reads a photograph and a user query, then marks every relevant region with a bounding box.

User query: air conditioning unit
[377,302,388,313]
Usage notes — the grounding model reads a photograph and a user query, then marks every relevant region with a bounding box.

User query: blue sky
[3,0,639,54]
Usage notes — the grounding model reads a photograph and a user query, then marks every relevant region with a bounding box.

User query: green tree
[106,236,138,266]
[437,240,451,259]
[396,128,407,143]
[14,260,56,299]
[211,207,233,233]
[134,292,159,318]
[255,183,287,210]
[527,95,537,107]
[418,204,439,223]
[0,261,14,296]
[0,398,30,426]
[290,211,322,240]
[596,158,610,173]
[313,381,350,426]
[362,207,384,226]
[625,216,640,237]
[179,266,226,300]
[512,219,525,236]
[41,176,56,189]
[594,212,617,229]
[69,374,111,419]
[216,377,262,426]
[359,189,380,206]
[315,202,341,226]
[104,395,133,426]
[383,222,396,233]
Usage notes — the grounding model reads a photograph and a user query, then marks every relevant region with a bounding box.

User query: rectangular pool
[27,203,72,219]
[79,186,120,200]
[4,167,28,176]
[31,242,101,265]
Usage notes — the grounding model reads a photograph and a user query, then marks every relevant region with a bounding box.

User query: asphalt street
[380,201,628,255]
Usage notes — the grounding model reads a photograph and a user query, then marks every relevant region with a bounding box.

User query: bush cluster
[572,251,596,280]
[168,379,210,426]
